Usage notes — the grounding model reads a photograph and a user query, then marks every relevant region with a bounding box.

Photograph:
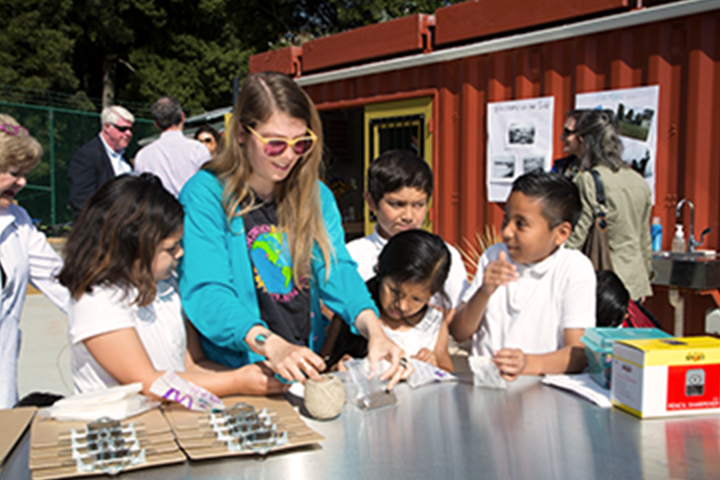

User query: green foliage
[0,0,78,91]
[2,0,463,112]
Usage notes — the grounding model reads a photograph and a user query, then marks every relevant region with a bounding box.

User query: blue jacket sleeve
[178,171,266,367]
[313,182,379,331]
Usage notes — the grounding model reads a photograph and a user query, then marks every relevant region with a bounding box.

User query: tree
[0,0,78,92]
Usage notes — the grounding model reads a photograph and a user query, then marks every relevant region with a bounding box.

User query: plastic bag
[41,383,158,421]
[469,356,508,390]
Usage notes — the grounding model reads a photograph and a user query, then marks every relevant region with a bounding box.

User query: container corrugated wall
[302,8,720,334]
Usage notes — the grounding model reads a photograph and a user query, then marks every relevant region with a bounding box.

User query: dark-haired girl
[59,174,287,397]
[368,230,454,372]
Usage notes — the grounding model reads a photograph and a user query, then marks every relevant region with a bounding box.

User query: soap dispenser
[671,224,686,253]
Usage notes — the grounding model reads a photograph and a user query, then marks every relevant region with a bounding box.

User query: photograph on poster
[615,104,654,142]
[576,85,658,202]
[523,156,545,174]
[492,155,516,179]
[508,123,536,145]
[623,144,652,178]
[486,96,554,201]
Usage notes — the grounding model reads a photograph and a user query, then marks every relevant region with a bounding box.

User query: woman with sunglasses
[193,124,222,158]
[551,111,585,179]
[564,109,653,302]
[178,72,411,389]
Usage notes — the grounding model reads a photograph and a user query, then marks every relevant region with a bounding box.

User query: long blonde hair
[205,72,331,288]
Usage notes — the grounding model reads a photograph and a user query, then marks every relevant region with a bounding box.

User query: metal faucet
[676,198,711,252]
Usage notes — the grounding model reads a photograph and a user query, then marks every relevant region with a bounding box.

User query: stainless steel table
[3,376,719,479]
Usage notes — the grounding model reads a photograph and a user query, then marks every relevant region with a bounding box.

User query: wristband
[254,331,273,349]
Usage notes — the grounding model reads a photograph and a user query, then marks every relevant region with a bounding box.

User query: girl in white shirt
[58,173,287,397]
[327,230,454,372]
[0,114,69,408]
[369,230,454,372]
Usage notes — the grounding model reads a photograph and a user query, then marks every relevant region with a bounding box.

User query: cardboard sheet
[163,395,324,460]
[28,407,185,480]
[0,407,36,472]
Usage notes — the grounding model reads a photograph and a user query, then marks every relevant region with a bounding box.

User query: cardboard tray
[162,395,324,460]
[0,407,36,473]
[28,407,185,480]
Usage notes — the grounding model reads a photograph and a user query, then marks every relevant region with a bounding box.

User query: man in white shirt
[68,105,134,217]
[134,96,210,197]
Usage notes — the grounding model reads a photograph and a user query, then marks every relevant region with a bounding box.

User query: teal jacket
[178,170,377,367]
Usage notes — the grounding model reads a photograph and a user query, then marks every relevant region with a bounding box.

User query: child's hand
[481,250,518,296]
[492,348,526,382]
[413,348,438,367]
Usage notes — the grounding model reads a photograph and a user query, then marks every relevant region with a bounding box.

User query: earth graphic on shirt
[250,230,294,294]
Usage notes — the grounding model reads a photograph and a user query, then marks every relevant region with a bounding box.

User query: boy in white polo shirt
[450,170,595,381]
[346,150,468,312]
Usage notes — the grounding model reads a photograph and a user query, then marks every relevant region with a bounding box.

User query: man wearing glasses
[68,105,135,218]
[134,96,210,197]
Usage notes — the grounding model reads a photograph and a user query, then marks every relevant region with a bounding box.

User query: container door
[363,97,433,235]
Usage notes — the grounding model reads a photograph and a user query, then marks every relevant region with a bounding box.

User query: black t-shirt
[243,198,310,346]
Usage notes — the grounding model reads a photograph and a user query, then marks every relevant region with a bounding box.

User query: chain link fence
[0,86,155,231]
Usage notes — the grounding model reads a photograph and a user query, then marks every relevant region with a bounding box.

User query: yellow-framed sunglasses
[244,125,317,157]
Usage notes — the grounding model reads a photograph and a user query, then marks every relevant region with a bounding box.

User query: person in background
[596,270,661,329]
[551,110,584,180]
[134,96,211,197]
[58,174,287,397]
[346,150,468,317]
[68,105,134,218]
[451,170,595,381]
[564,109,653,302]
[178,72,410,389]
[194,124,222,158]
[0,114,69,408]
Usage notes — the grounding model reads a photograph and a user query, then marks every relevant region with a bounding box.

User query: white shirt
[0,204,69,408]
[346,226,469,309]
[134,130,211,197]
[98,134,132,176]
[463,243,596,358]
[68,278,187,394]
[381,306,444,357]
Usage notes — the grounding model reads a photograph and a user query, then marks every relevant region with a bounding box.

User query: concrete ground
[16,293,73,401]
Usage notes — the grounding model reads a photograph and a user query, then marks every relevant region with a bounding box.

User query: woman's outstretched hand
[248,327,326,383]
[355,310,413,390]
[237,362,291,394]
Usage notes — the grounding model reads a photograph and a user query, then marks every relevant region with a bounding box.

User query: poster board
[575,85,659,202]
[163,395,324,460]
[486,96,555,202]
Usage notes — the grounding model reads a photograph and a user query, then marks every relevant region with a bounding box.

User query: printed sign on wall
[486,96,555,202]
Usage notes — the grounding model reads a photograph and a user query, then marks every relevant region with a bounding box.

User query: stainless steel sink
[652,251,720,290]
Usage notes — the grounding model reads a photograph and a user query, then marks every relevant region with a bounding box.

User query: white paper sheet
[542,373,612,408]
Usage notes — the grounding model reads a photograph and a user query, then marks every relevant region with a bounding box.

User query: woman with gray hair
[564,109,653,301]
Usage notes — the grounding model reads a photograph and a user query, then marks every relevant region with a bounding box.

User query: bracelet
[254,331,273,350]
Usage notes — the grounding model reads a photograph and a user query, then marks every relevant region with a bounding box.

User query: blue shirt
[178,170,378,367]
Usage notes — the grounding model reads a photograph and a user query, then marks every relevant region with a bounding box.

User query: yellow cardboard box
[611,336,720,418]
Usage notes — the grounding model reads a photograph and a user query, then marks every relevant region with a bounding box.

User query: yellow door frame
[363,97,434,235]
